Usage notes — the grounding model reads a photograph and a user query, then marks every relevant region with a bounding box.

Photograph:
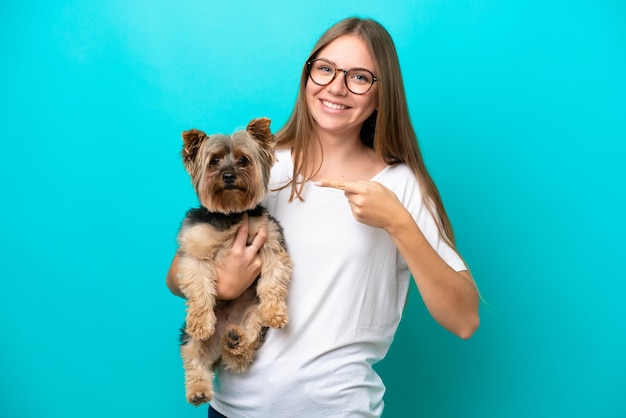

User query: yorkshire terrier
[176,117,292,406]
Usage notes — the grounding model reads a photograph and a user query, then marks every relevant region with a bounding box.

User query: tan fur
[177,118,292,406]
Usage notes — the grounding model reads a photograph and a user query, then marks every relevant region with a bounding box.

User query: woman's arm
[315,180,480,339]
[385,208,479,339]
[166,213,267,300]
[166,254,185,297]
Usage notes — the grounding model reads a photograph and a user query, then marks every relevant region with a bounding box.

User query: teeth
[322,100,347,110]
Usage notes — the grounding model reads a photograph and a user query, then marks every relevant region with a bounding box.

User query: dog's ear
[181,129,206,173]
[246,117,276,150]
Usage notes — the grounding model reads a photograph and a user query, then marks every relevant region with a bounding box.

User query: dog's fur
[177,117,291,406]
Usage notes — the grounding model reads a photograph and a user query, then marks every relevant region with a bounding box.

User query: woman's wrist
[383,203,414,237]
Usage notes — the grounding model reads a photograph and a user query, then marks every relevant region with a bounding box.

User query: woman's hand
[314,179,406,231]
[215,213,267,299]
[166,213,267,300]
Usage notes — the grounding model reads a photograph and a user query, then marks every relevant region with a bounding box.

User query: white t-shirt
[210,149,466,417]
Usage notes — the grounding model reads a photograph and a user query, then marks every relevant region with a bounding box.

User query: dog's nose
[222,172,236,184]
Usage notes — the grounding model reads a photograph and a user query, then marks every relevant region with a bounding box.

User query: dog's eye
[209,157,221,166]
[238,156,250,167]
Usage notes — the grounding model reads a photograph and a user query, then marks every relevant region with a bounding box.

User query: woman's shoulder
[269,148,294,187]
[273,148,293,172]
[374,162,425,204]
[274,148,292,162]
[374,162,417,185]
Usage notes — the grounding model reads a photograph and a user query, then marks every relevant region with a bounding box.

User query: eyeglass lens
[308,59,376,95]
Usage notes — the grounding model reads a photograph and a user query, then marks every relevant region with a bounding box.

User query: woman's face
[305,35,378,141]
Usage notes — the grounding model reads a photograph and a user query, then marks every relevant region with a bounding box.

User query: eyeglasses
[306,58,378,95]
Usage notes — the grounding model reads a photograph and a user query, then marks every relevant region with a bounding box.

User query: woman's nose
[326,71,348,95]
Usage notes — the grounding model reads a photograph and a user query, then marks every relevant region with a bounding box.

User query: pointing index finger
[314,179,358,191]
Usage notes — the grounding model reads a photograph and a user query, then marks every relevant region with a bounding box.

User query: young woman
[167,17,479,417]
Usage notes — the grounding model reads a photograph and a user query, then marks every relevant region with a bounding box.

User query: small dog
[176,117,291,406]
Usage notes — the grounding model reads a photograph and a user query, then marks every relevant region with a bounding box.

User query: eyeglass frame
[306,58,379,95]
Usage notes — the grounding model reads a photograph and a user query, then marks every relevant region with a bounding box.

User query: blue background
[1,1,625,417]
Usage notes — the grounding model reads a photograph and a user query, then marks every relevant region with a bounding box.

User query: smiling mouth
[322,100,348,110]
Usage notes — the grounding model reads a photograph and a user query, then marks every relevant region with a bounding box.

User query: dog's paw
[265,313,288,329]
[226,328,241,349]
[224,326,248,355]
[186,322,215,341]
[222,326,256,372]
[258,303,289,329]
[187,390,213,406]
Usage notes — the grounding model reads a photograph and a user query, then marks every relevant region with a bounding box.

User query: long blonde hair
[276,17,457,247]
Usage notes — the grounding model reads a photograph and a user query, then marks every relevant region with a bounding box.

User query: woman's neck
[306,132,385,182]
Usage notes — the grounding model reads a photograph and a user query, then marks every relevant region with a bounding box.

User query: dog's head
[181,117,277,214]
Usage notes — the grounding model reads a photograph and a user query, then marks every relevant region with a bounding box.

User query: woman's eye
[351,73,371,84]
[319,65,333,74]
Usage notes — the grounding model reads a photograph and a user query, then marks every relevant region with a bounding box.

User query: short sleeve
[374,164,467,272]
